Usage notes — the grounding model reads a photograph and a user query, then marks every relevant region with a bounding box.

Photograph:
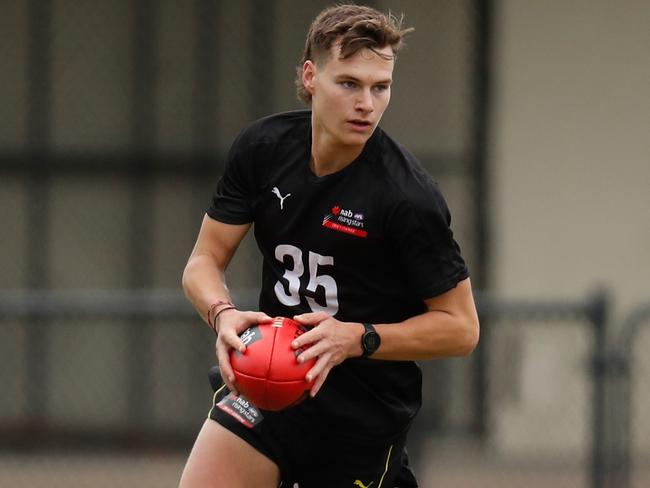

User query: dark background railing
[3,289,642,488]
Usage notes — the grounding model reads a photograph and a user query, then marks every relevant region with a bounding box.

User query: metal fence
[411,291,610,488]
[0,288,258,448]
[1,288,634,488]
[608,304,650,488]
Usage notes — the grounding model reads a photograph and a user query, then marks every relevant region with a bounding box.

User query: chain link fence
[0,289,614,488]
[624,311,650,488]
[1,292,646,487]
[413,293,609,488]
[608,305,650,488]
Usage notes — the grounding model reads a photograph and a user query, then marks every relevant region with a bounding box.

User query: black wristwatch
[360,322,381,358]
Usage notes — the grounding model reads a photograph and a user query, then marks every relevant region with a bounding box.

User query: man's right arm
[182,214,251,325]
[182,214,270,393]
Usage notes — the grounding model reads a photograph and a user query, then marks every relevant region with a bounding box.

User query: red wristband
[207,300,234,332]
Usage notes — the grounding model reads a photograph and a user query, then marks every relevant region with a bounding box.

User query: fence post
[611,304,650,488]
[608,351,630,488]
[588,291,609,488]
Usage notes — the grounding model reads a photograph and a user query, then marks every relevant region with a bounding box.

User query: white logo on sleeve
[271,187,292,210]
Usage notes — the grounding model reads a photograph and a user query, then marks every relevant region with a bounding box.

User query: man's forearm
[370,309,479,361]
[182,253,233,325]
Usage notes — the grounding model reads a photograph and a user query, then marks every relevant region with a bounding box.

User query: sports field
[1,450,582,488]
[3,438,647,487]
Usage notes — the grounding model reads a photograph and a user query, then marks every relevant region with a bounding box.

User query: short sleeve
[207,130,256,224]
[387,183,469,299]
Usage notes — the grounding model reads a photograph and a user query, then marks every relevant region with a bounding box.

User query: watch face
[363,331,381,352]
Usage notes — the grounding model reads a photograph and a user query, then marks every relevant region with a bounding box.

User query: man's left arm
[368,277,479,360]
[292,277,479,396]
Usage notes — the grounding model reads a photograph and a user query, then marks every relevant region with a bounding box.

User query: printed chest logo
[271,186,291,210]
[322,204,368,238]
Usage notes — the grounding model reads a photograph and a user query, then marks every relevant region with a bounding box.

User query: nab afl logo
[240,328,257,346]
[322,204,367,238]
[235,326,262,355]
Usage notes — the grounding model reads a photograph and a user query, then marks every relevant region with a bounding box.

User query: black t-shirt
[208,110,468,441]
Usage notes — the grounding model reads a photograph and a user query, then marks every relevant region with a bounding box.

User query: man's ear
[302,60,316,96]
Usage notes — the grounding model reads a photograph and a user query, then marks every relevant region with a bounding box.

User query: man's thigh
[179,419,280,488]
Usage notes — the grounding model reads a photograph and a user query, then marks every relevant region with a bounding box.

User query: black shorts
[208,370,419,488]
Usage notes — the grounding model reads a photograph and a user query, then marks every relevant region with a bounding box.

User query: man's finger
[216,342,233,380]
[216,340,238,393]
[293,311,328,325]
[296,340,323,362]
[305,354,329,383]
[254,311,274,323]
[292,327,322,350]
[242,311,273,324]
[222,329,246,353]
[310,365,331,397]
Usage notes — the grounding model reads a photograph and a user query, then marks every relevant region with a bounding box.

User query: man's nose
[355,89,374,113]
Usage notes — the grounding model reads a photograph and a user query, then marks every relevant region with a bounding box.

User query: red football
[230,317,315,411]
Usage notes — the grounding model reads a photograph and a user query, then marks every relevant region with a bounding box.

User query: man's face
[303,43,394,148]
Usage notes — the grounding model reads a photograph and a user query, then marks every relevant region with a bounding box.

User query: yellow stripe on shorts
[377,443,394,488]
[206,383,227,418]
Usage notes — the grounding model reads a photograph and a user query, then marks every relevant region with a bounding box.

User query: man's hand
[215,309,272,395]
[291,312,364,397]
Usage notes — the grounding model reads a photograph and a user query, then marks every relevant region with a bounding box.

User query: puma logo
[353,480,374,488]
[271,187,291,210]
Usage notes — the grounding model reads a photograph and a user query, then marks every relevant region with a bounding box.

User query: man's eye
[374,85,388,92]
[341,81,356,89]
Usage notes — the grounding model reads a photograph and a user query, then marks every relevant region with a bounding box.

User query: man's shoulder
[375,130,442,204]
[236,109,311,148]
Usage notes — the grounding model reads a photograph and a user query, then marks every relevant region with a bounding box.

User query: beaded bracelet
[207,300,235,332]
[210,306,237,335]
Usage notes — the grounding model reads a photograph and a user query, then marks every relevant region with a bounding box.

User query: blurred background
[1,0,648,487]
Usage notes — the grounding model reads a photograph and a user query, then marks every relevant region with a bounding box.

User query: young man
[179,4,479,488]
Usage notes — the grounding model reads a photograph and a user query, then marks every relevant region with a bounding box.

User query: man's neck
[310,127,364,177]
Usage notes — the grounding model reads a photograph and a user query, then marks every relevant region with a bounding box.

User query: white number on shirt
[274,244,303,306]
[273,244,339,315]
